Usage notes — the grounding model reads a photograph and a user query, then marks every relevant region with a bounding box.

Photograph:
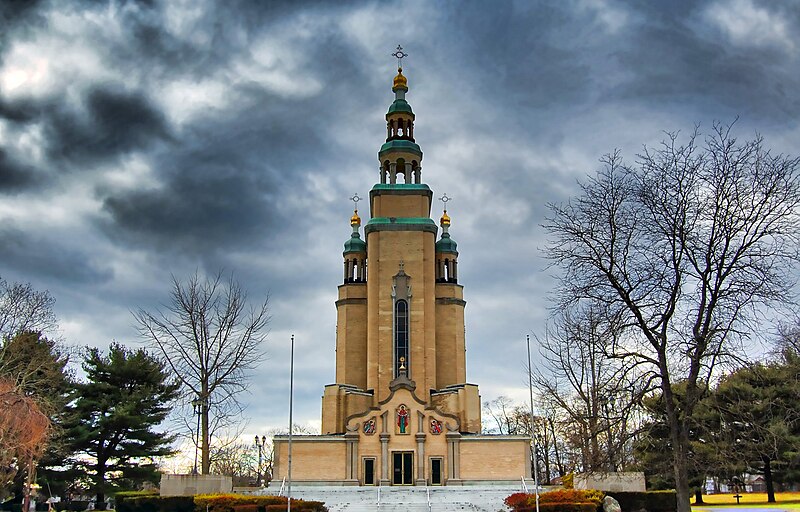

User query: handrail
[521,476,528,493]
[278,477,286,496]
[426,485,431,512]
[376,480,381,505]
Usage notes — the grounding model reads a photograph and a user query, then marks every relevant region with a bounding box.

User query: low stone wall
[160,474,233,496]
[573,472,646,492]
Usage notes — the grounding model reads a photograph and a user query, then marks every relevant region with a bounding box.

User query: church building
[272,63,531,486]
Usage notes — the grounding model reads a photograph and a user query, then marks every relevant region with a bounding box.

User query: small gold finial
[399,356,406,370]
[439,193,451,227]
[349,193,362,226]
[391,45,409,90]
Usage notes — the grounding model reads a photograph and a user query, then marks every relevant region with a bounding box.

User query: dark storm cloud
[98,94,328,255]
[45,87,171,165]
[608,1,800,121]
[0,149,40,191]
[0,226,113,284]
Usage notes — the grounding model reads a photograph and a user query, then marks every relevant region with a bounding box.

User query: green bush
[606,491,676,512]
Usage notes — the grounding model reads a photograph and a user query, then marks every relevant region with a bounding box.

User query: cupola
[379,65,423,185]
[343,206,367,283]
[435,205,458,283]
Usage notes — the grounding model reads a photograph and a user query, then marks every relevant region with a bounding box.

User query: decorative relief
[396,404,410,434]
[429,418,443,435]
[363,418,376,435]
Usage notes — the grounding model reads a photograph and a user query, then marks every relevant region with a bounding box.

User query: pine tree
[65,343,180,509]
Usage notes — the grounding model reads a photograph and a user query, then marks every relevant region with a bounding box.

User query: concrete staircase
[260,484,526,512]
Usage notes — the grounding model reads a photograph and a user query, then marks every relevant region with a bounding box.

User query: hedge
[606,491,676,512]
[518,504,598,512]
[115,494,327,512]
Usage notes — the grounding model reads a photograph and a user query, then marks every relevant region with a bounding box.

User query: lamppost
[287,334,295,512]
[254,435,267,486]
[191,398,203,474]
[526,335,541,512]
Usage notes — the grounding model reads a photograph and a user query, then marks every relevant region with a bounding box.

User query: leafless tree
[0,277,56,340]
[134,271,270,474]
[543,124,800,512]
[533,305,649,473]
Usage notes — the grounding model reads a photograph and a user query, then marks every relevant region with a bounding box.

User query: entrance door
[392,452,413,485]
[430,458,443,485]
[363,458,375,486]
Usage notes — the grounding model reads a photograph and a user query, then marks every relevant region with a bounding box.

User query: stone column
[389,163,397,184]
[345,431,360,485]
[446,432,462,485]
[415,432,427,485]
[379,433,391,486]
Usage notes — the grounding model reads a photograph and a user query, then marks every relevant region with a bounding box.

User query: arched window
[394,299,409,376]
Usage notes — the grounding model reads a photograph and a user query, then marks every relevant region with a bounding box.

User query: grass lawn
[693,492,800,511]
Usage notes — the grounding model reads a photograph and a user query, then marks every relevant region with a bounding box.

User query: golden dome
[393,68,408,90]
[440,210,450,227]
[351,209,361,226]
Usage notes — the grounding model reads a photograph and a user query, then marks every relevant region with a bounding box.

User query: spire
[344,193,366,255]
[379,45,422,185]
[436,194,458,254]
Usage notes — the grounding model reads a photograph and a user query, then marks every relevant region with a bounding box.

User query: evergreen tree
[710,351,800,501]
[65,344,180,509]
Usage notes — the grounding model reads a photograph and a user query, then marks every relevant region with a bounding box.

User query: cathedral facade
[272,66,530,486]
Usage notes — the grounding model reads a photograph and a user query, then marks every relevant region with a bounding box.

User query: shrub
[505,493,531,510]
[562,473,574,489]
[606,491,676,512]
[540,490,604,505]
[117,495,193,512]
[194,494,285,512]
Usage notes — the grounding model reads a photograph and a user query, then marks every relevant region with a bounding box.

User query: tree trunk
[95,459,106,510]
[763,456,775,503]
[662,378,692,512]
[201,388,210,474]
[694,488,704,504]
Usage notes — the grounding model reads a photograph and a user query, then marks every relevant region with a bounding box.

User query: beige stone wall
[574,472,646,492]
[159,474,232,496]
[372,194,431,218]
[430,384,481,434]
[366,229,437,402]
[273,437,347,481]
[335,283,367,388]
[434,283,466,387]
[459,436,531,480]
[321,384,373,434]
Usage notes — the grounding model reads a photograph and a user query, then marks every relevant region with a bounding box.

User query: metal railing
[376,481,381,505]
[278,477,286,496]
[521,476,528,493]
[426,485,432,512]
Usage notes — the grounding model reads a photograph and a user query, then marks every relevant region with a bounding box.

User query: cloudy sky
[2,0,800,442]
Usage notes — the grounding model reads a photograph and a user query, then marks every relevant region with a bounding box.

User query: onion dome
[392,68,408,91]
[344,209,366,254]
[436,210,458,254]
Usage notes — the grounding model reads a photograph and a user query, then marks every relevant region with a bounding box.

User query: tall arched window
[394,299,409,376]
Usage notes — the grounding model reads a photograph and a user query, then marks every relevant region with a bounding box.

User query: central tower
[272,59,530,487]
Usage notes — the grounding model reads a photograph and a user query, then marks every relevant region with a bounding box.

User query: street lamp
[254,435,267,486]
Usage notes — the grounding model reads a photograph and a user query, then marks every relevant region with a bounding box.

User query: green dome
[378,140,422,158]
[344,234,367,254]
[436,234,458,254]
[387,99,413,114]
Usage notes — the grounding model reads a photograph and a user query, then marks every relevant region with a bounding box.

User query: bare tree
[543,124,800,512]
[134,271,270,474]
[0,277,56,340]
[533,305,648,473]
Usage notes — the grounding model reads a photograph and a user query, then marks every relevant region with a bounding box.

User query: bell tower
[322,57,481,437]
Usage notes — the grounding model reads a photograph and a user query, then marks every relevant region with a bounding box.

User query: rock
[603,495,622,512]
